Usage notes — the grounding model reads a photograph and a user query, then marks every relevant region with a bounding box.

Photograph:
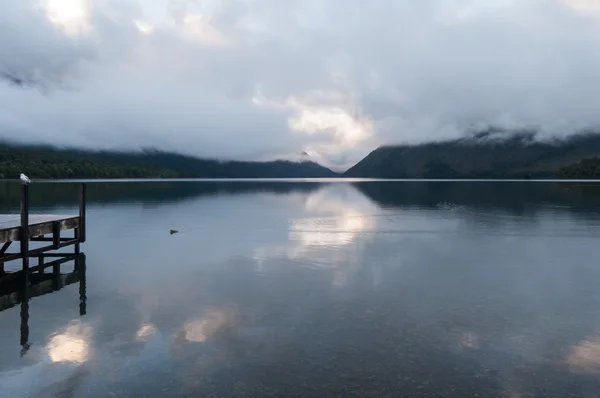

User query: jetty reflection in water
[0,254,86,358]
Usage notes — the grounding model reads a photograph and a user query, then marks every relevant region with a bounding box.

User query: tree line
[555,157,600,179]
[0,142,336,179]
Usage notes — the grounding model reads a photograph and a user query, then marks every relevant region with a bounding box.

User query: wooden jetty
[0,182,87,357]
[0,183,86,273]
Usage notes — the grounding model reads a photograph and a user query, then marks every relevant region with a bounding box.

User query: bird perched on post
[20,173,31,185]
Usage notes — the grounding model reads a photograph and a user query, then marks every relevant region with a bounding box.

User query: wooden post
[79,183,86,243]
[52,263,61,291]
[19,272,30,357]
[74,233,80,271]
[52,222,60,249]
[0,242,9,275]
[79,253,87,316]
[20,184,29,271]
[38,255,45,274]
[74,227,80,264]
[0,242,10,255]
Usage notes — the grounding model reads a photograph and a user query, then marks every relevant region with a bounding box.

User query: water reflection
[0,181,325,213]
[0,254,87,359]
[47,323,92,364]
[291,185,377,247]
[181,308,237,343]
[353,180,600,216]
[567,339,600,375]
[135,323,157,341]
[2,181,600,396]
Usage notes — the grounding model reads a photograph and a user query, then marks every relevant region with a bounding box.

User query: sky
[1,0,600,170]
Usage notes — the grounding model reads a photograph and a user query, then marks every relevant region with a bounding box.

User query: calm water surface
[1,180,600,397]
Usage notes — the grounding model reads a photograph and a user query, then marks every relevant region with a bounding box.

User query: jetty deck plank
[0,214,80,243]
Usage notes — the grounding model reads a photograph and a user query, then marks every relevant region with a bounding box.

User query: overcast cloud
[1,0,600,170]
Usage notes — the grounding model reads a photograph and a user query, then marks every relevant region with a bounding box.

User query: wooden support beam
[52,264,61,291]
[79,183,86,243]
[20,184,29,271]
[74,227,80,259]
[0,242,11,255]
[43,254,78,268]
[36,253,75,258]
[27,254,78,273]
[38,255,44,274]
[28,239,79,257]
[52,222,60,249]
[1,238,79,262]
[78,253,86,316]
[0,241,10,271]
[74,240,79,271]
[1,216,79,244]
[19,276,30,357]
[30,237,74,243]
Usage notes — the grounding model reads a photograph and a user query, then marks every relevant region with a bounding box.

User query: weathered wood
[79,183,86,243]
[0,215,80,244]
[37,253,76,258]
[52,264,60,291]
[74,227,80,257]
[0,242,11,255]
[20,272,29,356]
[28,217,79,240]
[1,238,80,262]
[78,253,86,315]
[30,236,73,243]
[20,184,29,271]
[0,242,7,273]
[52,221,60,248]
[0,214,78,227]
[38,255,44,274]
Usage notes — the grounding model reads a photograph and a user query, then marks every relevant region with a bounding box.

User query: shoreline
[2,177,600,183]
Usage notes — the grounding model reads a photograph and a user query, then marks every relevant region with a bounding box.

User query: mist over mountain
[344,129,600,179]
[5,128,600,180]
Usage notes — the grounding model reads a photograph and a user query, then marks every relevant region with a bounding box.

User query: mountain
[556,157,600,179]
[344,130,600,179]
[0,142,338,179]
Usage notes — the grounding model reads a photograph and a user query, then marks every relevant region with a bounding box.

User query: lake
[2,180,600,397]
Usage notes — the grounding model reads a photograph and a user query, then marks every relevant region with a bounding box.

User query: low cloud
[1,0,600,170]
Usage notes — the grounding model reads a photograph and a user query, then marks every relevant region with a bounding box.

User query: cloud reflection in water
[47,322,92,364]
[253,184,379,287]
[183,308,236,343]
[567,338,600,374]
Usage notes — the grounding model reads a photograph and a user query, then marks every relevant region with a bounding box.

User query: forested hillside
[344,130,600,179]
[0,142,337,179]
